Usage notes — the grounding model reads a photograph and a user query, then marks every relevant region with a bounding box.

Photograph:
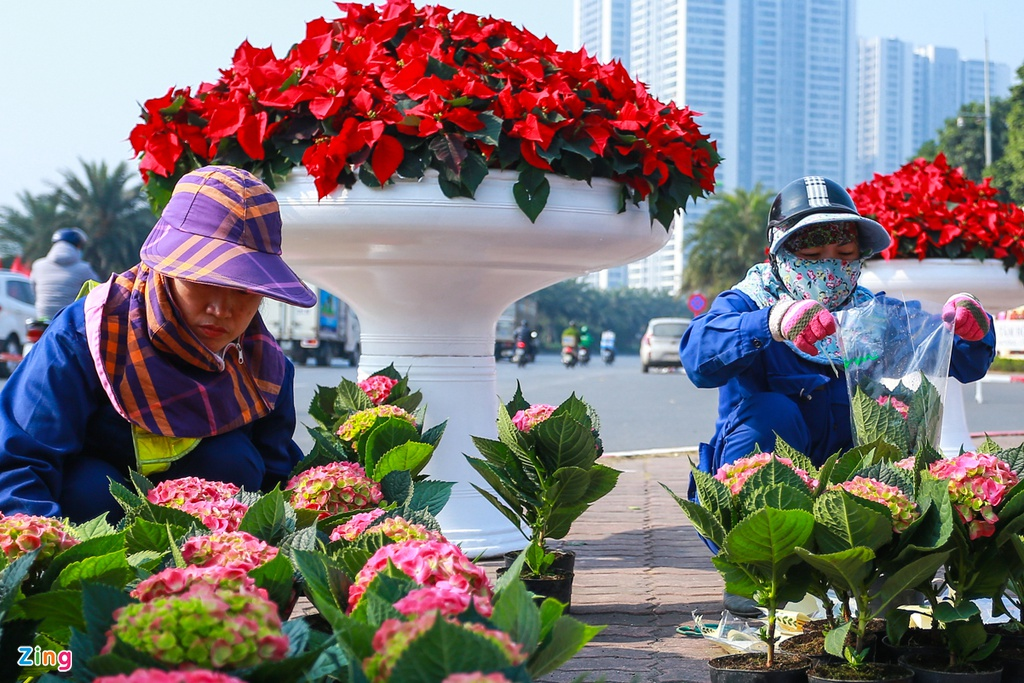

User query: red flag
[10,256,31,276]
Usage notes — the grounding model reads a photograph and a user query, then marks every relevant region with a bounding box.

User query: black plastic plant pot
[496,567,574,612]
[503,548,576,573]
[807,661,914,683]
[708,652,812,683]
[898,654,1003,683]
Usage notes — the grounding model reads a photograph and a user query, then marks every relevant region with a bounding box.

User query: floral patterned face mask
[776,254,862,311]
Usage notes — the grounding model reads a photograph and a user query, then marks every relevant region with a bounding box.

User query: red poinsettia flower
[849,153,1024,269]
[129,0,719,226]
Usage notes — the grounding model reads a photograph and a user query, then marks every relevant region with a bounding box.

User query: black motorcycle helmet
[766,177,891,258]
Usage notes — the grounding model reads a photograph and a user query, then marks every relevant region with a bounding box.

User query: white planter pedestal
[860,259,1023,455]
[275,171,671,556]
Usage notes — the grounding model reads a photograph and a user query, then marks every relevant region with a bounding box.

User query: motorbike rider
[600,329,616,359]
[579,325,593,352]
[561,320,580,351]
[578,325,594,363]
[513,319,535,359]
[30,228,100,321]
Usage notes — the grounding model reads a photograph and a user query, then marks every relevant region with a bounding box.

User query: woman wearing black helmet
[681,175,996,489]
[679,176,997,615]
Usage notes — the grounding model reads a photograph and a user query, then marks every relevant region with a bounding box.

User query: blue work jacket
[0,300,304,520]
[680,289,996,470]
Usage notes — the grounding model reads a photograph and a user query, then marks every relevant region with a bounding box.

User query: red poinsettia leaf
[370,135,404,185]
[205,101,246,142]
[137,131,182,178]
[236,112,268,160]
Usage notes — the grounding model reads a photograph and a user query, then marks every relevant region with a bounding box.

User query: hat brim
[140,218,317,308]
[770,212,893,258]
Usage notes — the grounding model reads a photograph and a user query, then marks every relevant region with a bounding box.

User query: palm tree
[0,190,67,262]
[55,160,155,276]
[680,184,774,298]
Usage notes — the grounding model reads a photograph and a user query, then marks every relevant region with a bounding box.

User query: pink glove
[942,293,990,341]
[770,299,836,356]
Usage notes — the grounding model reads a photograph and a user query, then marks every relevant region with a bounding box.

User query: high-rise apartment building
[961,59,1011,111]
[914,45,961,152]
[857,37,915,180]
[857,38,1011,182]
[576,0,856,292]
[573,0,632,70]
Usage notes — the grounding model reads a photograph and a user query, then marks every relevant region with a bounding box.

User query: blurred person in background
[30,228,99,321]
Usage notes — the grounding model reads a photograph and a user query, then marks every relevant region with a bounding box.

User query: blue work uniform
[0,300,304,523]
[680,289,996,491]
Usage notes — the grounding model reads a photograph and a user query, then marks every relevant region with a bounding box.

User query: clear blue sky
[1,0,1021,213]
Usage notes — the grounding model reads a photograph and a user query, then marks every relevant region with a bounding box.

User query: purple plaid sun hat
[140,165,316,307]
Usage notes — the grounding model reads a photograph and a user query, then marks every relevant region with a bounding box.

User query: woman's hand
[770,299,836,356]
[942,293,990,341]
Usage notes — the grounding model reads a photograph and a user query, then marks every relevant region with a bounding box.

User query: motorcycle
[21,318,49,359]
[561,344,578,368]
[578,346,591,366]
[601,345,615,365]
[512,339,531,367]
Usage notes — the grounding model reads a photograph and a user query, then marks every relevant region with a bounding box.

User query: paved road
[291,353,1024,455]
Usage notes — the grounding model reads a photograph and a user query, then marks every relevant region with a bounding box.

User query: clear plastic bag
[836,295,953,455]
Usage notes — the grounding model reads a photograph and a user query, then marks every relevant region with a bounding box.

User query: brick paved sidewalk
[502,453,728,683]
[293,453,736,682]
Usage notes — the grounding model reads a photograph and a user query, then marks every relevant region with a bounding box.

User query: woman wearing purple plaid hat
[0,166,318,523]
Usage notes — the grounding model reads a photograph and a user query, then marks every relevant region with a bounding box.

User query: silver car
[639,317,690,373]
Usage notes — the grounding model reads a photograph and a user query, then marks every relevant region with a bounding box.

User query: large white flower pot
[275,170,671,556]
[860,258,1024,455]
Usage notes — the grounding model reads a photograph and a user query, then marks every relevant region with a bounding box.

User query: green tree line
[530,279,690,352]
[0,160,155,277]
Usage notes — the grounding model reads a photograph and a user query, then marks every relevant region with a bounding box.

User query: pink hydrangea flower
[336,404,417,451]
[393,585,494,618]
[174,498,250,533]
[104,585,289,669]
[929,452,1019,539]
[328,508,388,541]
[132,565,259,603]
[894,456,917,471]
[358,375,400,405]
[369,516,445,543]
[714,452,819,495]
[0,513,78,563]
[181,531,279,571]
[511,404,557,432]
[363,611,524,683]
[348,539,492,612]
[94,671,248,683]
[287,461,384,519]
[147,477,241,507]
[329,512,443,543]
[831,476,920,533]
[442,675,514,683]
[876,395,910,419]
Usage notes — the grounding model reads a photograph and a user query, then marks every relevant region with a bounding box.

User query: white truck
[261,285,360,367]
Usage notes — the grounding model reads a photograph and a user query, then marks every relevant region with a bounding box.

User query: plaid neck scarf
[86,264,285,438]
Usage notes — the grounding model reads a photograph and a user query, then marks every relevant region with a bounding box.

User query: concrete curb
[603,445,699,459]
